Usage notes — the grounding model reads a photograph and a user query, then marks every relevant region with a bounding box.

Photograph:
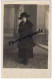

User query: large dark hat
[19,12,30,19]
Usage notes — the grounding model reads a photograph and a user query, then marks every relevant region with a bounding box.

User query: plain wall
[37,5,45,31]
[4,5,15,36]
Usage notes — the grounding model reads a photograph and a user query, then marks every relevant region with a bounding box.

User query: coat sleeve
[18,22,23,33]
[29,22,33,33]
[18,26,22,33]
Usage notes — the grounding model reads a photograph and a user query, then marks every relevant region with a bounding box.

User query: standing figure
[18,12,34,65]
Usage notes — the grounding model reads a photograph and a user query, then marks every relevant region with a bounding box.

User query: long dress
[17,20,34,60]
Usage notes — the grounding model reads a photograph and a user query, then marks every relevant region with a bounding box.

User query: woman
[18,12,34,65]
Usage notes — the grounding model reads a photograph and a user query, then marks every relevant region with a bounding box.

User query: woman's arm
[18,22,23,33]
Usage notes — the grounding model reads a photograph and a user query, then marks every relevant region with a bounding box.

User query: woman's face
[22,17,27,22]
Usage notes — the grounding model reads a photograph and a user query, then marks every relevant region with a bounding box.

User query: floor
[3,37,48,69]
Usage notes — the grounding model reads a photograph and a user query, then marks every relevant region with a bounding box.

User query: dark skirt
[17,38,33,59]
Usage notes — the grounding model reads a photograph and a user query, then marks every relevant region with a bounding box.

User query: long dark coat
[18,20,34,59]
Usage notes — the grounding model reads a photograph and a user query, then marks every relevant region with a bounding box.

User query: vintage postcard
[1,1,50,78]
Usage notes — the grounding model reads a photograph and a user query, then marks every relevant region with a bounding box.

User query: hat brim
[18,15,30,19]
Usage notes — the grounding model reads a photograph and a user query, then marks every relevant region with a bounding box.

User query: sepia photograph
[1,1,50,78]
[3,3,49,68]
